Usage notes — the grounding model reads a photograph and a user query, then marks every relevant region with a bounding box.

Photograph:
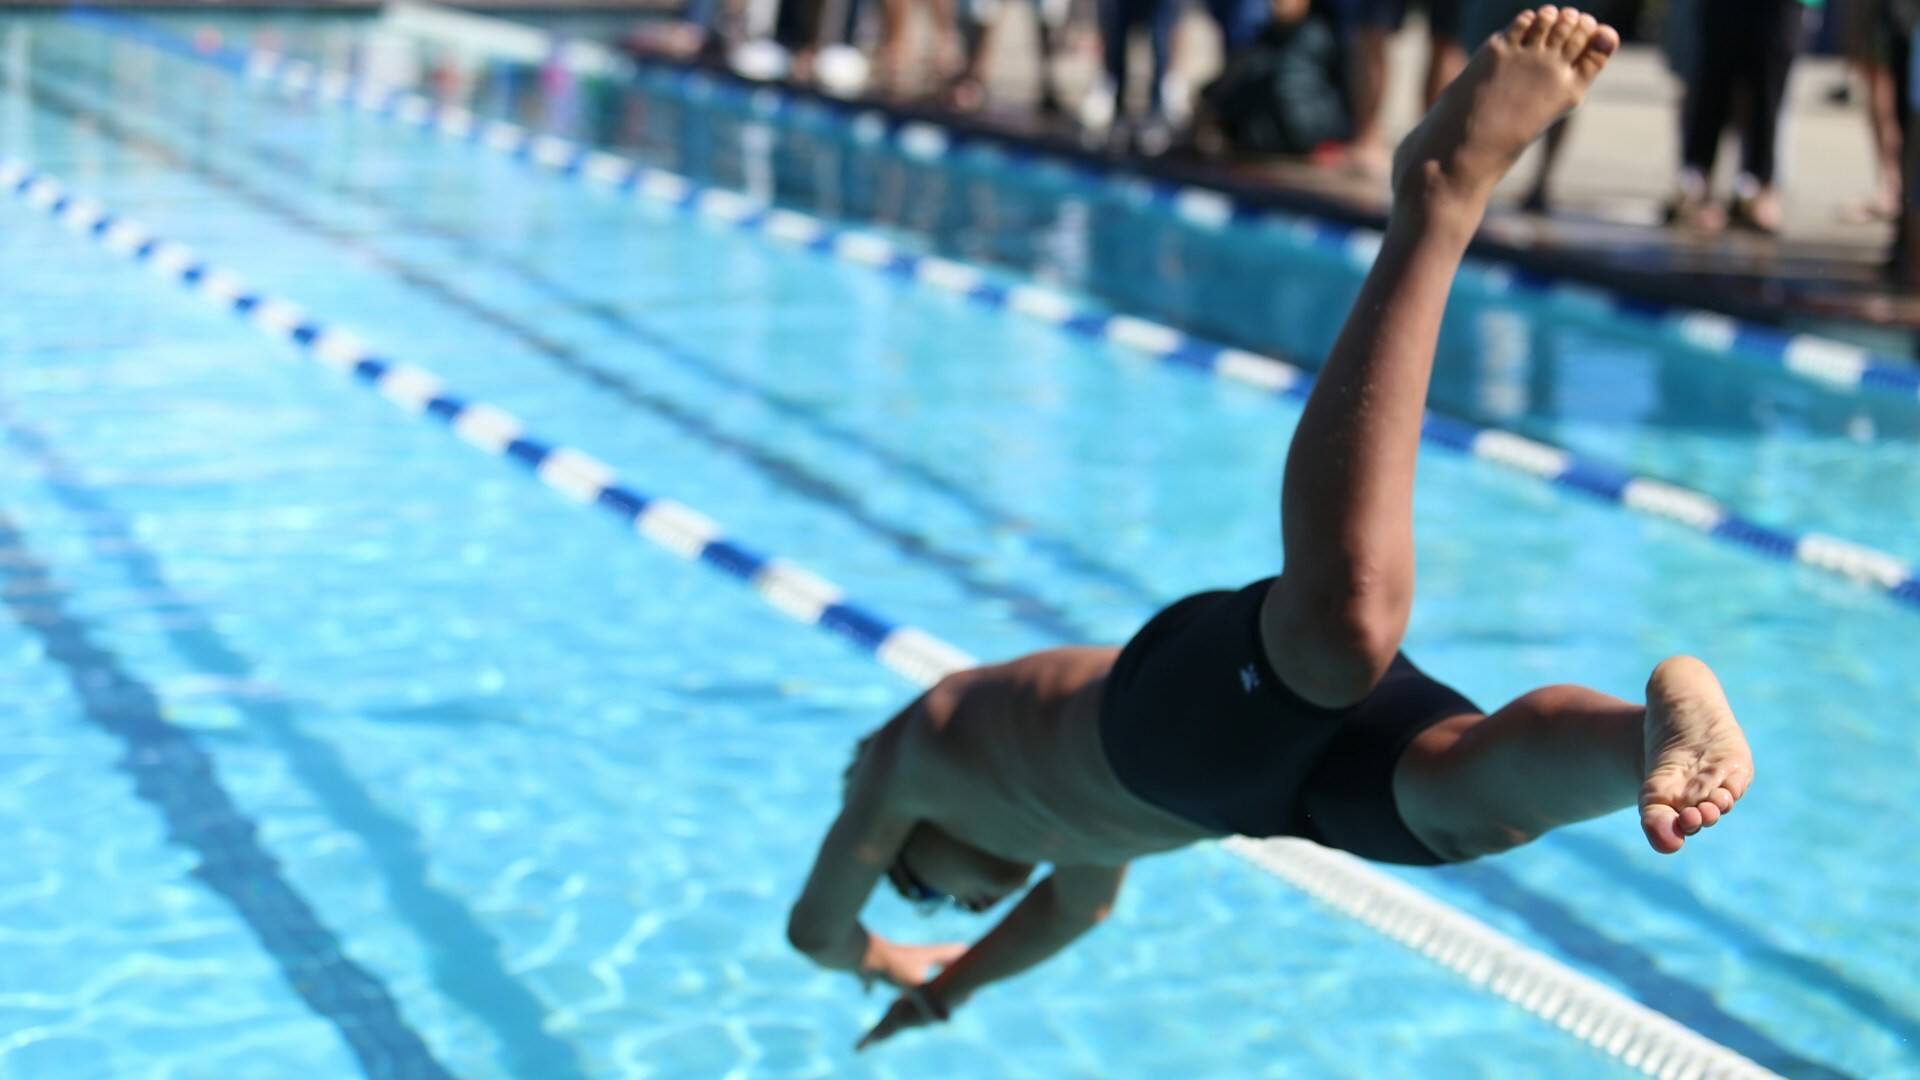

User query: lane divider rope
[1,153,1778,1080]
[621,61,1920,405]
[61,11,1920,615]
[23,56,1171,639]
[326,0,1920,406]
[0,156,973,689]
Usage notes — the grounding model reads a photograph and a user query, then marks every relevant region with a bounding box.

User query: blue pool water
[2,12,1917,1078]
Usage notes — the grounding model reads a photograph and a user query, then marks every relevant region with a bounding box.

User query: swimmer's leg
[1261,7,1620,708]
[1394,657,1755,858]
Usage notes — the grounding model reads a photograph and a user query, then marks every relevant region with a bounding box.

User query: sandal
[1728,192,1781,236]
[941,74,986,112]
[1663,191,1726,234]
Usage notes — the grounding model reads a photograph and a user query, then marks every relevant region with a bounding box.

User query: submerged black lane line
[24,72,1100,647]
[0,520,455,1080]
[0,409,592,1079]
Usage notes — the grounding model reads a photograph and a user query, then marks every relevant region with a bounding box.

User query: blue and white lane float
[628,72,1920,405]
[58,12,1920,615]
[621,60,1920,403]
[1,157,1775,1080]
[242,0,1920,406]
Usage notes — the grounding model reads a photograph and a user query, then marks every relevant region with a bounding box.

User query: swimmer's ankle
[1391,165,1487,245]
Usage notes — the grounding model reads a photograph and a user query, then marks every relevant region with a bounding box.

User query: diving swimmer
[787,7,1755,1050]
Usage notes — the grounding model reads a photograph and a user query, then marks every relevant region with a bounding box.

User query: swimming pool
[2,10,1916,1078]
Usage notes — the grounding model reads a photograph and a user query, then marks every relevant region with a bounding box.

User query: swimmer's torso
[907,647,1220,867]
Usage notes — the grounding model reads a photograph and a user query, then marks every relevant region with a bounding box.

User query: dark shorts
[1099,578,1481,865]
[1329,0,1466,37]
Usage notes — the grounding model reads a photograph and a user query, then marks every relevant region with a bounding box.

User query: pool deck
[665,13,1920,354]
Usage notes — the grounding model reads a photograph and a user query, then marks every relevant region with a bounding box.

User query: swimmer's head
[887,823,1034,915]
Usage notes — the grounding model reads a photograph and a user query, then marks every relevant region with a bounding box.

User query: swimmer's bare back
[894,648,1220,867]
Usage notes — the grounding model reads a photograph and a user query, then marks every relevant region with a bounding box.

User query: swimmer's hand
[858,938,967,992]
[855,983,955,1051]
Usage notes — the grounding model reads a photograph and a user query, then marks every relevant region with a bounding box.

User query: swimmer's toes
[1682,768,1725,806]
[1561,13,1597,60]
[1522,7,1557,46]
[1678,805,1704,835]
[1574,25,1620,80]
[1543,7,1580,51]
[1687,759,1753,806]
[1641,805,1684,854]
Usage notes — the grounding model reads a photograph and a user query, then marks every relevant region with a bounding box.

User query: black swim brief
[1099,577,1481,866]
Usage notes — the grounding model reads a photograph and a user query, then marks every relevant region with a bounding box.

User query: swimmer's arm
[927,863,1126,1009]
[787,727,921,979]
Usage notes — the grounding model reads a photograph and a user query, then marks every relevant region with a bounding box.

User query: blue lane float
[54,12,1920,615]
[0,153,1778,1080]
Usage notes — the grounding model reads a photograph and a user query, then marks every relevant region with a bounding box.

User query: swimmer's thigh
[1295,656,1480,866]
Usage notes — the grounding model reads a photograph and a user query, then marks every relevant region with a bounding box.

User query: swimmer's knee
[1330,605,1404,692]
[1263,576,1406,707]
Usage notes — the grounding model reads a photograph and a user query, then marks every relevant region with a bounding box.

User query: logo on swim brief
[1240,663,1260,694]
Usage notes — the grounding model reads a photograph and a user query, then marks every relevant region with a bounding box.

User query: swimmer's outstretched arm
[857,863,1126,1050]
[787,724,962,988]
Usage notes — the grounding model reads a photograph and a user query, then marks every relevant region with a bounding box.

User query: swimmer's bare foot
[1640,656,1754,854]
[1391,6,1619,214]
